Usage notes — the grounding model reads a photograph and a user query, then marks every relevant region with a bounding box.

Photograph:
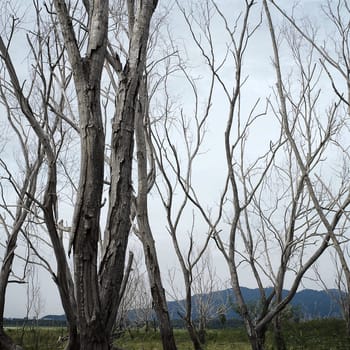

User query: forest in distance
[1,1,350,350]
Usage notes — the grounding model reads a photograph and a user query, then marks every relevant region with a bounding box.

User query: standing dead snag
[133,76,177,350]
[0,9,81,349]
[53,1,108,348]
[0,115,41,350]
[170,1,350,350]
[99,0,160,338]
[270,0,350,337]
[0,0,159,349]
[54,0,159,348]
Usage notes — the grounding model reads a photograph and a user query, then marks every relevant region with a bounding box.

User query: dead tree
[0,1,159,349]
[170,1,350,349]
[133,75,177,350]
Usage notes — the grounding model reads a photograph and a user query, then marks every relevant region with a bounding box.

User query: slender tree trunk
[134,79,177,350]
[142,237,177,350]
[344,300,350,338]
[198,319,206,345]
[0,263,24,349]
[183,292,203,350]
[182,270,204,350]
[0,238,23,350]
[0,157,40,350]
[42,165,80,350]
[185,320,204,350]
[99,73,137,334]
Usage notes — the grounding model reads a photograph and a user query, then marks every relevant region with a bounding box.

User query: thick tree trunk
[53,2,108,349]
[99,0,160,337]
[79,330,110,350]
[64,327,80,350]
[53,2,159,349]
[245,323,268,350]
[248,330,266,350]
[72,92,105,348]
[0,328,23,350]
[99,75,136,333]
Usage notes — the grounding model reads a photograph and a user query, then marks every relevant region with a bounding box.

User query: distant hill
[292,289,341,319]
[167,287,343,321]
[31,287,343,326]
[40,314,67,322]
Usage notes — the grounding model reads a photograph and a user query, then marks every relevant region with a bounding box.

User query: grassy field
[6,326,67,350]
[115,328,250,350]
[5,319,350,349]
[114,320,350,350]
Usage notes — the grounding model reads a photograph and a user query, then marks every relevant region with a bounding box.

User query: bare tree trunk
[0,253,25,349]
[0,247,24,350]
[0,330,24,350]
[134,78,177,350]
[272,316,286,350]
[139,233,177,350]
[99,0,159,340]
[248,330,266,350]
[0,219,27,350]
[53,1,109,348]
[0,30,81,350]
[144,239,177,350]
[185,319,203,350]
[0,1,159,349]
[183,280,204,350]
[0,75,43,350]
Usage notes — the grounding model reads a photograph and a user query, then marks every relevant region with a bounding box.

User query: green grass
[6,326,66,350]
[115,328,250,350]
[4,319,350,350]
[115,320,350,350]
[280,319,350,350]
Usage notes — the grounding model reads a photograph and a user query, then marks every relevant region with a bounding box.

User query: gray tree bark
[99,0,159,337]
[53,1,159,348]
[134,78,177,350]
[53,1,110,348]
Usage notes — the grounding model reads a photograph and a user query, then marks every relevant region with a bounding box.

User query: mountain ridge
[37,287,343,322]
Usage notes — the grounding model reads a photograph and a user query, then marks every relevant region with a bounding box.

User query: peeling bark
[99,0,159,337]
